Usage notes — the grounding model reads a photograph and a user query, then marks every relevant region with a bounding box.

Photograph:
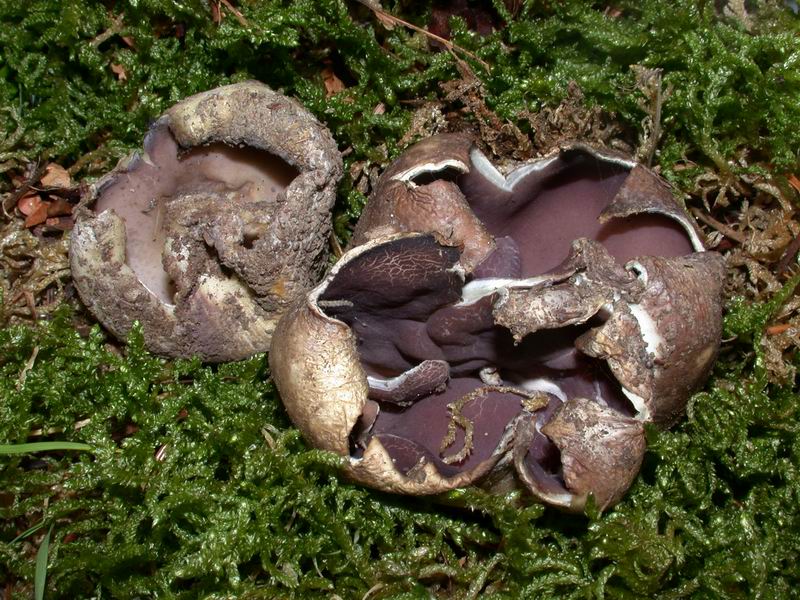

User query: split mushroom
[271,134,724,511]
[70,81,342,361]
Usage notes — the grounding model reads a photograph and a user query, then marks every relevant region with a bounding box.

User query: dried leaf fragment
[24,203,49,228]
[322,66,346,97]
[110,63,128,81]
[39,163,71,189]
[17,191,43,217]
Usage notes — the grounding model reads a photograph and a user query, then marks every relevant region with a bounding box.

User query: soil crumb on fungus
[270,134,725,511]
[70,81,342,361]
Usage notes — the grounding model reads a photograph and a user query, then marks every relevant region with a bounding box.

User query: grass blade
[34,524,53,600]
[11,520,46,544]
[0,442,92,455]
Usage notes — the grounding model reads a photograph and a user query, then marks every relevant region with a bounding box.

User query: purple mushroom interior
[94,123,298,304]
[320,152,694,494]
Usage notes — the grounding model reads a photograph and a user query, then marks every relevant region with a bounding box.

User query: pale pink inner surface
[94,125,297,303]
[460,153,693,274]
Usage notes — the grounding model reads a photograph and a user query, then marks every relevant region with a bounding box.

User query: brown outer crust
[493,239,644,342]
[378,133,474,181]
[512,413,579,511]
[354,136,708,270]
[510,397,646,513]
[599,163,706,252]
[274,135,724,506]
[165,81,342,312]
[71,81,342,361]
[351,133,495,271]
[539,397,646,511]
[70,210,180,353]
[71,210,277,362]
[577,252,726,427]
[269,234,510,495]
[268,292,365,456]
[355,133,721,428]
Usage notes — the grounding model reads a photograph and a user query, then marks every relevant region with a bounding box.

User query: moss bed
[2,1,800,597]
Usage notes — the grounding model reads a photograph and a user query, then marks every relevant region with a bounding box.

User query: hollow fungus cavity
[270,134,724,511]
[70,81,342,361]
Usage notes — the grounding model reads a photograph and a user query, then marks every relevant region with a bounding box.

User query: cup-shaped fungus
[70,81,342,361]
[270,134,724,511]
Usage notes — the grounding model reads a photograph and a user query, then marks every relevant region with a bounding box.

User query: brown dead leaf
[24,202,49,228]
[322,67,346,97]
[788,174,800,194]
[39,163,71,189]
[110,63,128,81]
[17,191,43,216]
[429,0,496,41]
[46,198,73,217]
[44,216,74,231]
[373,103,386,115]
[767,323,792,335]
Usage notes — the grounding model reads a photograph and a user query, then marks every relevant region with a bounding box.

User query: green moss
[2,0,800,597]
[2,302,799,596]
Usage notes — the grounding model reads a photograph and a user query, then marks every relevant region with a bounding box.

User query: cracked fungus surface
[70,82,342,361]
[94,123,298,304]
[271,135,724,510]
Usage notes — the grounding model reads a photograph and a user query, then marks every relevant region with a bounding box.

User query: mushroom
[269,134,724,511]
[70,81,342,361]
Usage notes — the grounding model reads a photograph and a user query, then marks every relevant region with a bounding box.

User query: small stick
[766,323,792,335]
[690,208,747,244]
[352,0,491,71]
[317,299,354,310]
[219,0,249,27]
[154,443,169,462]
[329,231,344,259]
[16,346,39,391]
[90,15,124,47]
[644,80,663,168]
[775,231,800,276]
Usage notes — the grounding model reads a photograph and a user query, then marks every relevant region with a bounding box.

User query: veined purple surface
[320,150,693,494]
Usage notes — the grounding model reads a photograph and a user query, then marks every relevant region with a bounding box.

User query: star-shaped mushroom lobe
[270,134,724,509]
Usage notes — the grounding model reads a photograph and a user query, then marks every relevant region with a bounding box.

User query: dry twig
[353,0,490,71]
[218,0,249,27]
[691,207,747,245]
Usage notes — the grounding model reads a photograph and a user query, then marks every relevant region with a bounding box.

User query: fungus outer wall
[317,148,696,503]
[94,123,298,304]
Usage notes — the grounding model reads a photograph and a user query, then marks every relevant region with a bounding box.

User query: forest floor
[1,1,800,598]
